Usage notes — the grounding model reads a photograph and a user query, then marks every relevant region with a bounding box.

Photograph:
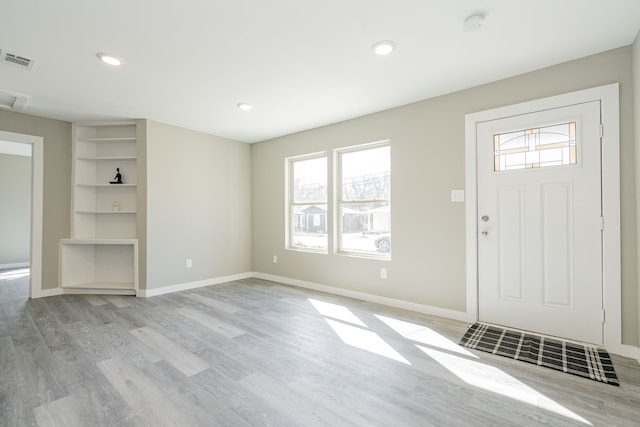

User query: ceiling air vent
[0,89,30,111]
[0,49,35,70]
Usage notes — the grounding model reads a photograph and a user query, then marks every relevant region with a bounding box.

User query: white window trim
[285,152,328,254]
[334,140,391,259]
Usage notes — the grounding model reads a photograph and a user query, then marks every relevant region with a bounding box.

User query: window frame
[334,140,391,259]
[285,152,328,254]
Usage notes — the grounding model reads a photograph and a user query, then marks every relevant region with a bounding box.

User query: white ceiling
[1,0,639,143]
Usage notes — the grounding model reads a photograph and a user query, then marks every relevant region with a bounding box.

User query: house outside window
[286,153,327,252]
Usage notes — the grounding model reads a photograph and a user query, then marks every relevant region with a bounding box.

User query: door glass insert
[494,122,576,172]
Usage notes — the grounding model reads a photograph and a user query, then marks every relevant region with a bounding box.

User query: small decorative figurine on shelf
[109,168,123,184]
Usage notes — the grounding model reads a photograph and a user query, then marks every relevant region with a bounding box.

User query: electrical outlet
[272,255,278,264]
[380,268,387,279]
[186,259,192,268]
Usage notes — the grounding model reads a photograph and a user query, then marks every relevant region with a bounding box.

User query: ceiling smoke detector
[464,14,485,32]
[0,49,35,70]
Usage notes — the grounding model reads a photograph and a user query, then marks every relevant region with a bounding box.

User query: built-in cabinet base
[59,239,138,294]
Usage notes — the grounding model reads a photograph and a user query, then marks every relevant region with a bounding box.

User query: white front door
[477,101,603,345]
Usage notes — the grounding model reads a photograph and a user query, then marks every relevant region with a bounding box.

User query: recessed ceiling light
[237,103,253,111]
[97,52,124,66]
[372,40,396,56]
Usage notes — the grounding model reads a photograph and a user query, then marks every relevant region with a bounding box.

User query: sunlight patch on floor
[324,318,411,365]
[375,315,477,358]
[418,346,592,425]
[308,298,366,326]
[0,268,30,281]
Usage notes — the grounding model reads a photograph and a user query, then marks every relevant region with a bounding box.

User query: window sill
[336,250,391,261]
[286,247,328,255]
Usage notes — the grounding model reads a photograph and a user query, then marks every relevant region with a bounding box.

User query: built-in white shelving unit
[59,121,139,295]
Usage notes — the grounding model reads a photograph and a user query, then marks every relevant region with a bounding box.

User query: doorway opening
[0,130,43,298]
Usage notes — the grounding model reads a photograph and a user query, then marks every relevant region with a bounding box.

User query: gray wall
[145,120,252,290]
[251,46,639,346]
[0,153,31,266]
[0,110,71,290]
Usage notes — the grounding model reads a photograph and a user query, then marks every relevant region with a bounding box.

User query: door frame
[464,84,624,354]
[0,130,44,299]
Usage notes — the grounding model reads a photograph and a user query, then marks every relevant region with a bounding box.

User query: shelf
[62,281,135,290]
[77,156,137,161]
[76,211,136,214]
[60,238,137,245]
[77,137,136,143]
[61,282,136,295]
[74,120,136,127]
[76,183,137,188]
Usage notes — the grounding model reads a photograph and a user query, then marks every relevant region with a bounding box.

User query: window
[494,122,577,172]
[336,142,391,257]
[286,154,327,252]
[286,142,391,257]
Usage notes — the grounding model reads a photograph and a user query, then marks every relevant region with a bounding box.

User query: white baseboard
[608,343,640,361]
[0,262,30,270]
[31,287,62,299]
[62,288,136,296]
[25,270,640,362]
[252,272,472,323]
[138,272,254,297]
[134,270,471,322]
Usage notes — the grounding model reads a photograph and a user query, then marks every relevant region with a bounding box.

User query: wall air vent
[0,89,30,111]
[0,49,35,70]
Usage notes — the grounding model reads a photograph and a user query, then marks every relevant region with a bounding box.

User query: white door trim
[0,130,44,299]
[464,84,625,355]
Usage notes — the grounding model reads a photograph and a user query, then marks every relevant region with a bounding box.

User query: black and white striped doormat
[459,323,619,386]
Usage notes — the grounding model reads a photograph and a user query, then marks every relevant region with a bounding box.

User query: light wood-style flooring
[1,268,639,426]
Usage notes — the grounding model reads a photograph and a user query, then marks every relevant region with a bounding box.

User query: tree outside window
[337,142,391,257]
